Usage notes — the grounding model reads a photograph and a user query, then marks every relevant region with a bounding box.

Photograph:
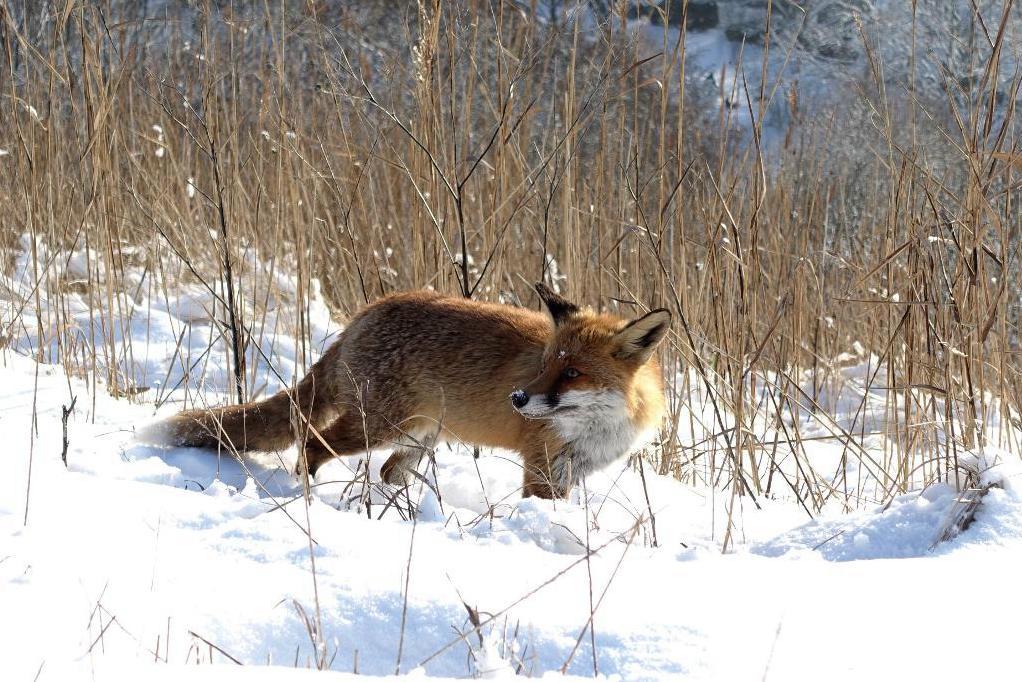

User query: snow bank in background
[0,233,340,404]
[753,470,1022,561]
[672,347,1018,506]
[3,239,1022,680]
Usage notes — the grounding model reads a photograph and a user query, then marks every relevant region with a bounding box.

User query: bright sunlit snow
[3,240,1022,681]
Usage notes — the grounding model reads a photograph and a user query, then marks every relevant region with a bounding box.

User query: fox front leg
[521,448,571,499]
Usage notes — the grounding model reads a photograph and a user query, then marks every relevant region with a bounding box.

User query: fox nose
[510,389,529,410]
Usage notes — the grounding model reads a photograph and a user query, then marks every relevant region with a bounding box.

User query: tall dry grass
[2,0,1021,515]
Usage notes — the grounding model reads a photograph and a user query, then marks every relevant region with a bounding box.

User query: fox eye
[562,367,581,379]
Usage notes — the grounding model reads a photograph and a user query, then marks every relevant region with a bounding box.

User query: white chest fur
[549,390,653,485]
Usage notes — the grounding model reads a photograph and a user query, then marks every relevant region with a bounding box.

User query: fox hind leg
[299,414,392,477]
[380,450,422,486]
[380,425,439,486]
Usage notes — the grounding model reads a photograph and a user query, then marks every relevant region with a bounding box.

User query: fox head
[510,283,670,445]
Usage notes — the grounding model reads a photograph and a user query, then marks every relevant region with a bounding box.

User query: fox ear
[534,282,579,326]
[613,309,671,363]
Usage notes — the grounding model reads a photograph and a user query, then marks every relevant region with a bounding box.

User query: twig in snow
[812,529,846,551]
[582,478,598,675]
[560,515,639,674]
[187,630,243,665]
[637,452,659,547]
[24,361,40,526]
[86,615,117,655]
[60,394,77,467]
[394,505,419,674]
[930,483,998,550]
[418,520,642,669]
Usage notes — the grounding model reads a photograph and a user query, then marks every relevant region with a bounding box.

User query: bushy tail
[145,371,330,454]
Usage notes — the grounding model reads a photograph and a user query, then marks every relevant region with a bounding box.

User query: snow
[3,240,1022,680]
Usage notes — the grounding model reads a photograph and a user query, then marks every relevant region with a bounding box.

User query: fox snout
[509,389,529,409]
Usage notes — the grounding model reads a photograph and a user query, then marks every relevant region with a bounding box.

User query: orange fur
[156,285,670,499]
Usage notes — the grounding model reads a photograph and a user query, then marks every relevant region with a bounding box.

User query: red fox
[152,283,670,498]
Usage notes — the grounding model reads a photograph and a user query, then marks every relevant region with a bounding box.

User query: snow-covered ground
[3,240,1022,681]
